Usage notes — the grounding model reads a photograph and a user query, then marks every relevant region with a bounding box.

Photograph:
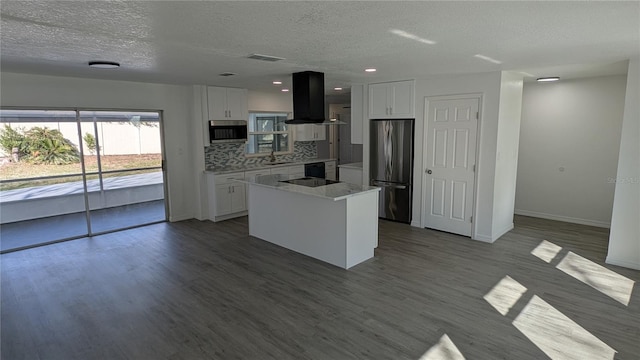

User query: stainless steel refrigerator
[370,119,414,223]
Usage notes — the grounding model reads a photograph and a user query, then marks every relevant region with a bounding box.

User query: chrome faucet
[269,150,276,163]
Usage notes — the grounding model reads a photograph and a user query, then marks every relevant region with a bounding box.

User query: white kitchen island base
[246,177,380,269]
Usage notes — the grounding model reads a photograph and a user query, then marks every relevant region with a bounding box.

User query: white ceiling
[1,1,638,94]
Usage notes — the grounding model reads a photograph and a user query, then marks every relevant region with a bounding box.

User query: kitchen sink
[265,161,292,165]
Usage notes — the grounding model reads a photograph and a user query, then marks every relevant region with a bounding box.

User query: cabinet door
[207,86,228,120]
[369,83,390,118]
[270,167,289,176]
[215,183,233,216]
[313,125,326,140]
[295,125,314,141]
[225,88,247,120]
[339,167,363,185]
[350,84,364,144]
[325,161,337,181]
[390,80,414,117]
[230,184,247,213]
[288,165,305,178]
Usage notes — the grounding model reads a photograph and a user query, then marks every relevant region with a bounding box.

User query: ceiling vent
[247,53,285,62]
[218,72,237,77]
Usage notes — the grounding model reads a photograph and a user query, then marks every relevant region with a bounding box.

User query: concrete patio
[0,172,166,252]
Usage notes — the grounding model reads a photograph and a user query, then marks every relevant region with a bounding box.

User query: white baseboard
[410,220,421,228]
[473,223,513,243]
[169,212,193,222]
[473,233,494,243]
[605,256,640,271]
[492,223,514,241]
[514,209,610,228]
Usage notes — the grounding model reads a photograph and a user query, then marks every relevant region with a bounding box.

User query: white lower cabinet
[339,167,363,185]
[289,165,305,178]
[208,172,247,222]
[325,161,337,181]
[208,162,337,221]
[269,167,289,176]
[214,183,246,215]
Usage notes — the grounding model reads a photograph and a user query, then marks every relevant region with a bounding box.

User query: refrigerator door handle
[372,181,407,190]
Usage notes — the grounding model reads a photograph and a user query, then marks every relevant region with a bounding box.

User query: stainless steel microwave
[209,120,248,143]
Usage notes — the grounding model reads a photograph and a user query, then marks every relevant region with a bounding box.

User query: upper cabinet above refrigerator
[369,80,415,119]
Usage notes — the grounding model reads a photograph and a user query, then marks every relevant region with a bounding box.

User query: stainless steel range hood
[285,71,345,125]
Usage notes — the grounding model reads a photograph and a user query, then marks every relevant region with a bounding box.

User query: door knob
[426,169,432,174]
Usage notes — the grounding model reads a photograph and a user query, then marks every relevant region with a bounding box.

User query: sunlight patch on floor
[513,295,617,359]
[483,275,528,316]
[531,240,562,263]
[556,251,635,306]
[419,334,465,360]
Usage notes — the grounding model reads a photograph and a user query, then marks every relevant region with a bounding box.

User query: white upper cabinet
[207,86,248,120]
[368,80,414,119]
[295,124,326,141]
[350,84,364,144]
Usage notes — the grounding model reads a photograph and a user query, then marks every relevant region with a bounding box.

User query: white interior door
[423,97,479,236]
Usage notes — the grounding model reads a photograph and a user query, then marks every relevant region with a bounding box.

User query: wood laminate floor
[1,216,638,359]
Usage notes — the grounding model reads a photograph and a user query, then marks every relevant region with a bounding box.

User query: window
[245,112,292,155]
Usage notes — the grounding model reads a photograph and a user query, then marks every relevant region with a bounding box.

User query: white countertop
[239,174,380,201]
[207,158,337,174]
[337,162,363,170]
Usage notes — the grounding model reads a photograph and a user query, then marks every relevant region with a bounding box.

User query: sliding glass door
[0,110,89,250]
[0,108,167,253]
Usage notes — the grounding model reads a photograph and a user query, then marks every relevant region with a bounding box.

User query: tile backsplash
[205,141,318,169]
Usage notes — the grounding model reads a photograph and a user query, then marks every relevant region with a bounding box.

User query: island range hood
[286,71,344,125]
[285,71,325,124]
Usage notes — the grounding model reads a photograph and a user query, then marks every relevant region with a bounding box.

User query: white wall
[492,72,524,238]
[607,60,640,270]
[515,75,627,227]
[0,72,195,221]
[412,71,503,241]
[248,90,292,113]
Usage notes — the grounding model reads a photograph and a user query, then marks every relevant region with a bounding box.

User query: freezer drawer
[371,180,412,223]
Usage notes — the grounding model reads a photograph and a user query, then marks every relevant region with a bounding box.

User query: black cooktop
[279,177,341,188]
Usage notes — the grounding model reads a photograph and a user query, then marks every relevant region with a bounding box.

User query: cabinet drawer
[288,165,304,175]
[214,172,245,184]
[244,169,271,181]
[270,167,289,176]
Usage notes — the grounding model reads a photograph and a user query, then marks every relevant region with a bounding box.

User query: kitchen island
[242,174,380,269]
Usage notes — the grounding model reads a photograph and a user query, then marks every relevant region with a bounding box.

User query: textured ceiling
[1,1,638,93]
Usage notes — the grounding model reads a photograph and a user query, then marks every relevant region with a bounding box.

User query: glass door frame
[0,106,168,253]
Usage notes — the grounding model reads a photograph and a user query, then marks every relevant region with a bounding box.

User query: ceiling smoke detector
[247,53,286,62]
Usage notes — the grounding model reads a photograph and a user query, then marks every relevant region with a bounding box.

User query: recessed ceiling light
[281,88,289,92]
[88,61,120,69]
[334,87,343,91]
[537,77,560,82]
[273,81,282,85]
[365,68,377,72]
